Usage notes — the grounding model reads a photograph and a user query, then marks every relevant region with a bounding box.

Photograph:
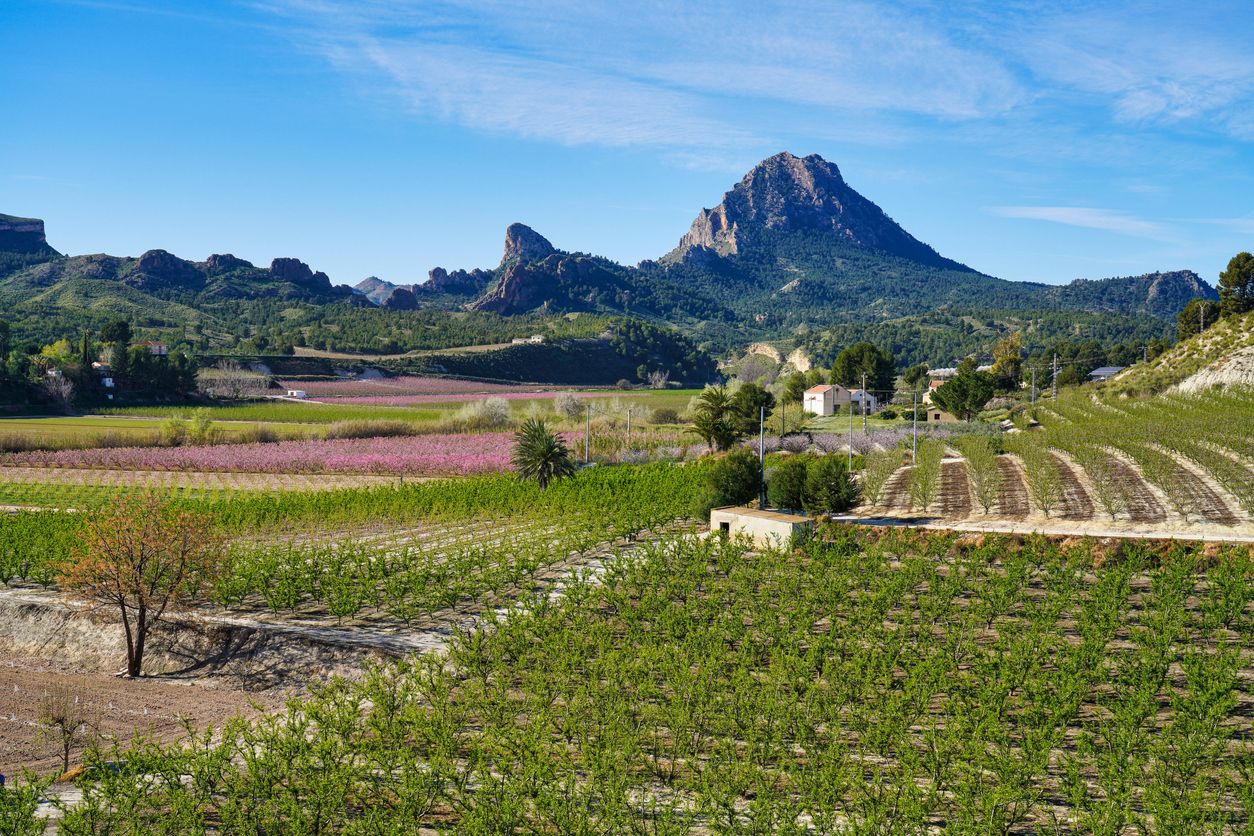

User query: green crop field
[33,527,1253,833]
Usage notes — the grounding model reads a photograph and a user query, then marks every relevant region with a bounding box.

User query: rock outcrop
[500,223,555,266]
[270,257,332,290]
[381,286,419,310]
[0,214,56,254]
[420,266,492,297]
[668,151,970,270]
[123,249,205,292]
[203,253,254,274]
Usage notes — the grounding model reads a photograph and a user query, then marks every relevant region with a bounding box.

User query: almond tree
[58,494,222,678]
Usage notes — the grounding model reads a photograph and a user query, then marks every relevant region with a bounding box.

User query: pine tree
[1217,252,1254,318]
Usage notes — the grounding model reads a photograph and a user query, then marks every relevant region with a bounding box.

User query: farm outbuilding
[286,389,308,399]
[709,506,813,548]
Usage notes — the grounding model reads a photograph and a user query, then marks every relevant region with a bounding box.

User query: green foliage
[859,446,904,506]
[1217,251,1254,318]
[781,371,807,404]
[689,385,740,451]
[909,437,944,511]
[930,369,996,421]
[49,531,1251,831]
[802,455,858,515]
[901,362,929,392]
[1176,298,1222,342]
[511,418,577,489]
[694,448,760,517]
[830,341,895,392]
[0,774,49,836]
[729,382,775,436]
[766,456,808,511]
[954,434,1002,514]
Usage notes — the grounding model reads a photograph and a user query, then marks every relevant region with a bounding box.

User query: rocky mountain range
[0,151,1218,358]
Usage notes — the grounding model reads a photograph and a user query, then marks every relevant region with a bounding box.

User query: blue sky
[3,0,1253,289]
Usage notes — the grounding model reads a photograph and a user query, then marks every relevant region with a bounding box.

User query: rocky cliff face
[669,152,970,271]
[122,249,205,292]
[421,266,492,297]
[1046,270,1217,321]
[500,223,555,265]
[0,214,57,255]
[270,257,332,290]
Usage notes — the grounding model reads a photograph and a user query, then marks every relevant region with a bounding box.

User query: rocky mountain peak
[0,213,58,255]
[669,151,969,271]
[270,257,331,289]
[501,223,555,265]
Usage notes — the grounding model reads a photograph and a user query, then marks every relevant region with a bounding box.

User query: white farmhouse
[803,384,837,416]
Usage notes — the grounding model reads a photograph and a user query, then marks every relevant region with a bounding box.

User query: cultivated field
[25,528,1254,832]
[855,387,1254,539]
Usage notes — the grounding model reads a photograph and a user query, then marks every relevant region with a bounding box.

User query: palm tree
[512,418,577,489]
[690,384,739,451]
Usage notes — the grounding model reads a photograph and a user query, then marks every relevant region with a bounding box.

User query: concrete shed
[709,506,813,548]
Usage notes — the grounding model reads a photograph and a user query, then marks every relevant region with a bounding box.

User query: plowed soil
[994,456,1031,519]
[1105,457,1167,523]
[1166,461,1241,526]
[0,653,274,778]
[937,461,972,518]
[1050,453,1095,520]
[880,465,915,512]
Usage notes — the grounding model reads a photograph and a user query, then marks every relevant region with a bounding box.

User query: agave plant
[511,418,577,489]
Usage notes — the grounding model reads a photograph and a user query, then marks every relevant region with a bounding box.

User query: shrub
[804,456,859,515]
[323,420,416,440]
[860,447,904,506]
[159,414,188,446]
[876,409,898,420]
[909,437,944,511]
[650,407,680,425]
[555,392,584,421]
[456,397,512,430]
[234,425,280,444]
[767,456,809,511]
[694,448,760,518]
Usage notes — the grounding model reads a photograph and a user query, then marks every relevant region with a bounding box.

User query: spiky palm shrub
[511,418,577,489]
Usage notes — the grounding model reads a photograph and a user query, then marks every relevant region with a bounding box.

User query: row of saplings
[695,448,858,518]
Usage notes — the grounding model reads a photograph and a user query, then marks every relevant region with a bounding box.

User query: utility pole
[1052,353,1059,401]
[1200,303,1205,334]
[1030,368,1036,408]
[626,406,632,448]
[584,402,591,465]
[758,405,766,510]
[848,395,854,472]
[861,373,868,434]
[1143,344,1148,364]
[912,391,918,462]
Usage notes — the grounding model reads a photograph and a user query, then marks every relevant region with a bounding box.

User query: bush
[694,449,760,518]
[456,397,512,430]
[555,392,584,421]
[650,407,680,425]
[159,414,188,446]
[876,409,898,420]
[615,379,634,390]
[234,425,280,444]
[803,456,859,515]
[323,420,416,440]
[767,456,809,512]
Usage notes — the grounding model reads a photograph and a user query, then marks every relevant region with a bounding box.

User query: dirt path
[994,456,1031,519]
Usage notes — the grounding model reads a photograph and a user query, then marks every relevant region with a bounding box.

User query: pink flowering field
[275,376,537,398]
[0,432,534,476]
[326,391,622,406]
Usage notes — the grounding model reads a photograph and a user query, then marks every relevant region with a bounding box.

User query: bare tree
[58,494,223,678]
[37,685,95,774]
[40,374,75,413]
[647,369,670,390]
[199,359,265,400]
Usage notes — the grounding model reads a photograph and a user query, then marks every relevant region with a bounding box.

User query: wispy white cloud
[992,206,1169,238]
[251,0,1024,155]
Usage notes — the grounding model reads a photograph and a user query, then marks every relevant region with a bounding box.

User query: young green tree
[901,363,929,393]
[803,456,859,515]
[1217,251,1254,318]
[511,418,577,489]
[859,447,904,506]
[781,372,808,405]
[909,437,944,511]
[690,384,740,451]
[1176,298,1222,342]
[766,456,808,511]
[930,368,996,421]
[989,332,1023,389]
[830,341,895,393]
[730,382,775,436]
[694,448,761,517]
[955,434,1002,514]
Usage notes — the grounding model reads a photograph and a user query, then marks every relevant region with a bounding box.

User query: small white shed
[709,506,814,548]
[286,389,308,399]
